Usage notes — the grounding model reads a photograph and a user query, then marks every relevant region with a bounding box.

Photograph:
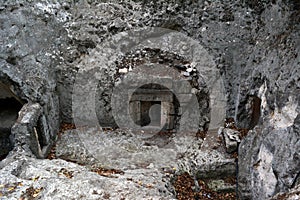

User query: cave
[0,82,23,159]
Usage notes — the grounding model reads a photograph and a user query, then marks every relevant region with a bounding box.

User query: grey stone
[268,184,300,200]
[0,0,299,199]
[54,127,237,196]
[207,179,236,193]
[0,155,175,200]
[221,128,241,153]
[11,103,45,158]
[238,124,300,199]
[0,1,61,158]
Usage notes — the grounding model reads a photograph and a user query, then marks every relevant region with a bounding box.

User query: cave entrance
[0,82,23,159]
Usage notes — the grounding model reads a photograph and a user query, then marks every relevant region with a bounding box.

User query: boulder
[220,128,241,153]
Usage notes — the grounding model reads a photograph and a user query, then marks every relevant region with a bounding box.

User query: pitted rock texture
[0,1,64,157]
[0,0,299,199]
[238,115,300,199]
[0,155,174,200]
[0,127,236,199]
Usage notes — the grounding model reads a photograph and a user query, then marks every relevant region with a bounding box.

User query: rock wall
[59,0,300,198]
[235,2,300,199]
[0,0,299,199]
[0,1,64,157]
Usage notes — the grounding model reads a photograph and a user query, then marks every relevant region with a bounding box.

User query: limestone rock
[238,121,300,199]
[207,179,236,193]
[0,0,299,199]
[0,155,174,200]
[269,184,300,200]
[0,1,62,158]
[220,128,240,153]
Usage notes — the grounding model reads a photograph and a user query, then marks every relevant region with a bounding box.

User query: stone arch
[112,47,211,132]
[73,28,227,160]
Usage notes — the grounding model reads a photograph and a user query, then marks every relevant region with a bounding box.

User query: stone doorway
[129,86,176,131]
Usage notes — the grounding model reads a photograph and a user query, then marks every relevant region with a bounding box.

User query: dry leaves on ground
[173,172,237,200]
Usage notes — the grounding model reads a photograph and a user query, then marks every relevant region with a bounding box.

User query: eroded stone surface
[220,128,241,153]
[0,0,299,199]
[55,128,236,175]
[0,127,236,199]
[238,121,300,199]
[0,155,174,200]
[0,0,62,158]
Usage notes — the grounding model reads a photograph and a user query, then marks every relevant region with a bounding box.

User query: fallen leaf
[32,176,40,181]
[8,186,16,191]
[146,184,153,188]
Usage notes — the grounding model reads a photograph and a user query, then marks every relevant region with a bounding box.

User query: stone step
[206,178,236,193]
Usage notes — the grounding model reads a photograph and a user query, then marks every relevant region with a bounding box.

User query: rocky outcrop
[238,115,300,199]
[0,1,64,157]
[0,0,299,199]
[0,155,174,200]
[236,2,300,198]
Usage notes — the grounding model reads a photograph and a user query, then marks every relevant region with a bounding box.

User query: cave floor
[0,125,237,199]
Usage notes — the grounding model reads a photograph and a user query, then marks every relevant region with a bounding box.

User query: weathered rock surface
[55,128,235,176]
[236,3,300,197]
[219,128,241,153]
[269,184,300,200]
[0,127,236,199]
[0,0,299,199]
[238,116,300,199]
[0,155,174,200]
[0,0,63,157]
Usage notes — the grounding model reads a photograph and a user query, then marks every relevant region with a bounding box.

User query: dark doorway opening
[129,84,180,131]
[140,101,161,127]
[249,96,261,129]
[0,97,23,159]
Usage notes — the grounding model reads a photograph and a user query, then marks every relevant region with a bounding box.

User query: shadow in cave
[0,97,23,160]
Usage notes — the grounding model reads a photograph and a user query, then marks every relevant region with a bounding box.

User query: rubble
[219,128,241,153]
